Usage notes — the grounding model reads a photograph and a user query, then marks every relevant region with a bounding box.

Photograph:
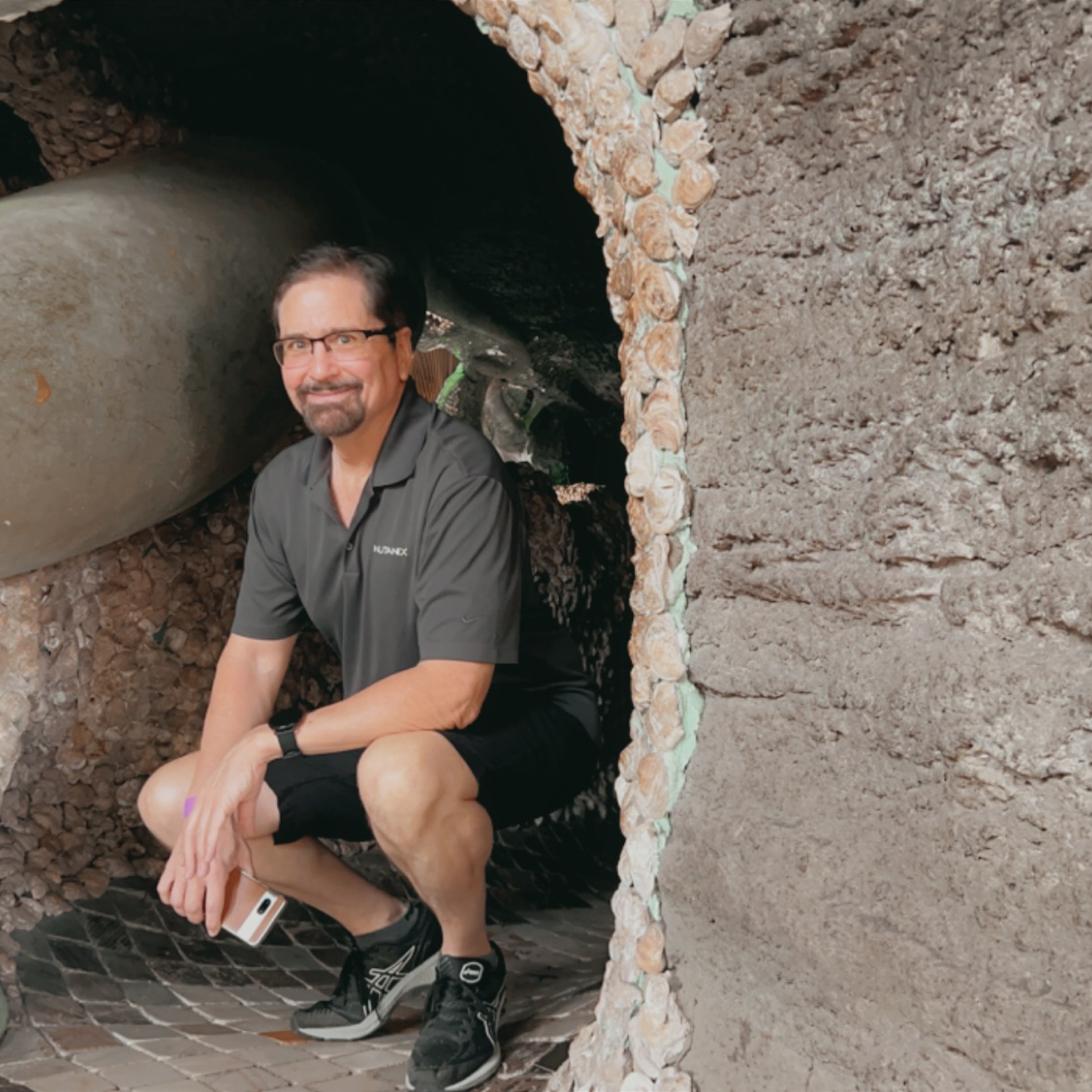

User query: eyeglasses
[272,326,401,368]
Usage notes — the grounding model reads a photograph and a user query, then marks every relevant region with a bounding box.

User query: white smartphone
[219,869,286,946]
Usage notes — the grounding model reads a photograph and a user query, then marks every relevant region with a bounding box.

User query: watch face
[269,709,299,731]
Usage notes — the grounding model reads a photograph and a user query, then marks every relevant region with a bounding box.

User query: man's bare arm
[187,632,297,797]
[255,659,494,761]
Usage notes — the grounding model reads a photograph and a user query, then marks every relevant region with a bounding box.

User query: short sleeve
[231,477,307,640]
[415,475,521,663]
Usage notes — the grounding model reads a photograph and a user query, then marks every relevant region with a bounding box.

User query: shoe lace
[319,948,369,1011]
[424,975,489,1046]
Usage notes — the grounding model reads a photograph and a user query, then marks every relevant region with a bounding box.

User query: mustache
[299,381,363,395]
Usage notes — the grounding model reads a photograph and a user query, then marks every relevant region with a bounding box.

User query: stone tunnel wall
[661,2,1092,1091]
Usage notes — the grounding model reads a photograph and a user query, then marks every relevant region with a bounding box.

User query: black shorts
[265,700,599,845]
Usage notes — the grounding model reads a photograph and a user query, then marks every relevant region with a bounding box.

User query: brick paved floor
[0,876,611,1092]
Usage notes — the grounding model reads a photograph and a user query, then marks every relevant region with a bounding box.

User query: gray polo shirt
[231,381,598,741]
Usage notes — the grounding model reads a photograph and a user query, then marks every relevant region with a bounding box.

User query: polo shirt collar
[303,379,431,498]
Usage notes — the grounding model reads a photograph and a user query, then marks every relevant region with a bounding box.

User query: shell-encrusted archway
[448,3,731,1089]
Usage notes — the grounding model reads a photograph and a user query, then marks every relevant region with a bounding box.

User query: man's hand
[183,729,271,883]
[157,818,251,935]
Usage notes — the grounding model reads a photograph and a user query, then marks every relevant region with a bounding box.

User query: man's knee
[356,733,468,845]
[137,753,196,847]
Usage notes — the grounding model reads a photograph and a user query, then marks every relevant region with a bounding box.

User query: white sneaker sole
[293,952,440,1041]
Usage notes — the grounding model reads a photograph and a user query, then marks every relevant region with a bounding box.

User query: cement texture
[661,2,1092,1089]
[0,142,363,578]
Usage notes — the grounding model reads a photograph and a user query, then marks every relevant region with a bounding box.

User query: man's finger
[204,862,227,937]
[183,875,206,924]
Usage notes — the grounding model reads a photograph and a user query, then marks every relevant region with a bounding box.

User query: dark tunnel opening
[0,1,634,1072]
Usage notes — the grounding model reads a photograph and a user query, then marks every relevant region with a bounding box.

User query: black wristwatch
[269,708,305,759]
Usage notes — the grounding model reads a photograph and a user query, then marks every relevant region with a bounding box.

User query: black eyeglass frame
[272,325,403,367]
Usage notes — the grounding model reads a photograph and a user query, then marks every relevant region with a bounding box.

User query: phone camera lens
[257,898,271,913]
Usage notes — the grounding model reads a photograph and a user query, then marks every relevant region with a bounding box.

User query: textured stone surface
[663,1,1092,1089]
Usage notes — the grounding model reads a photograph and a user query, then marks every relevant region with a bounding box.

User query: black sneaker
[291,902,441,1040]
[406,944,507,1092]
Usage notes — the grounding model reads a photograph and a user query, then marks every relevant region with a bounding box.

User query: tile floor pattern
[0,876,611,1092]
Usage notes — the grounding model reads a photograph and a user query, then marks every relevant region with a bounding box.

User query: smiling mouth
[303,386,359,400]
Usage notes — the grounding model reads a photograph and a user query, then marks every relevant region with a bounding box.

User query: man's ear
[396,326,415,381]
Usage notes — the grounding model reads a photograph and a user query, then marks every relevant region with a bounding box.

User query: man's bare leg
[138,753,404,934]
[356,732,492,957]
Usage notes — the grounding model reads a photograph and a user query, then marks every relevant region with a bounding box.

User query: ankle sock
[351,901,416,948]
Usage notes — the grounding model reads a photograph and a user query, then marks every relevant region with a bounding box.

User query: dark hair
[271,242,427,348]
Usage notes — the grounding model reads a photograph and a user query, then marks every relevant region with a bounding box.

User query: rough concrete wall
[661,2,1092,1090]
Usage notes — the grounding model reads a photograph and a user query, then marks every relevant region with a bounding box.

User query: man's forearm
[188,636,293,797]
[249,660,494,763]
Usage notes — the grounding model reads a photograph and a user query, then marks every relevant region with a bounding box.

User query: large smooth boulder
[0,143,366,577]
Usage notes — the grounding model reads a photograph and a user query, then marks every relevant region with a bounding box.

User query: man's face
[275,272,413,439]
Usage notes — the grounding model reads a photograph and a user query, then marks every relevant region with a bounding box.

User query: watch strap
[269,708,304,759]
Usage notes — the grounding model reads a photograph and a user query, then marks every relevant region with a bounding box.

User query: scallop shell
[648,681,684,751]
[636,260,682,321]
[632,195,677,261]
[608,252,636,301]
[643,321,684,378]
[653,66,696,122]
[631,535,670,616]
[621,342,656,395]
[621,380,642,450]
[475,0,510,27]
[661,116,713,167]
[625,431,658,496]
[636,753,671,821]
[628,493,654,547]
[642,380,685,452]
[636,920,667,973]
[507,14,542,68]
[645,464,690,534]
[614,139,659,198]
[630,660,653,707]
[540,32,570,86]
[669,205,699,259]
[673,157,717,210]
[643,612,686,681]
[590,54,630,128]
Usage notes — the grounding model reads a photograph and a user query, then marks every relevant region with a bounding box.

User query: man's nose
[307,341,339,379]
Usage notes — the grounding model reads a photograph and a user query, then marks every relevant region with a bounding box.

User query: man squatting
[138,244,600,1092]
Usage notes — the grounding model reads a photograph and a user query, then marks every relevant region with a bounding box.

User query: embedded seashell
[644,321,684,378]
[642,380,685,452]
[645,464,690,533]
[604,228,627,265]
[507,14,542,69]
[626,821,661,900]
[649,681,684,751]
[669,205,699,259]
[634,18,686,91]
[539,1,613,72]
[487,26,509,49]
[589,126,613,172]
[619,796,643,837]
[684,2,734,67]
[636,260,682,321]
[608,287,628,327]
[621,1074,656,1092]
[476,0,510,27]
[653,66,696,122]
[540,33,570,86]
[654,1071,694,1092]
[527,69,559,106]
[615,0,655,68]
[621,341,656,395]
[621,381,643,450]
[643,612,686,681]
[636,753,671,821]
[631,535,670,616]
[630,660,653,706]
[673,157,717,210]
[411,348,459,404]
[583,0,615,25]
[636,919,666,973]
[632,195,676,262]
[590,55,630,129]
[615,140,659,198]
[618,739,642,780]
[628,493,654,546]
[625,431,658,496]
[661,116,713,167]
[629,974,691,1074]
[608,252,636,300]
[568,68,593,117]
